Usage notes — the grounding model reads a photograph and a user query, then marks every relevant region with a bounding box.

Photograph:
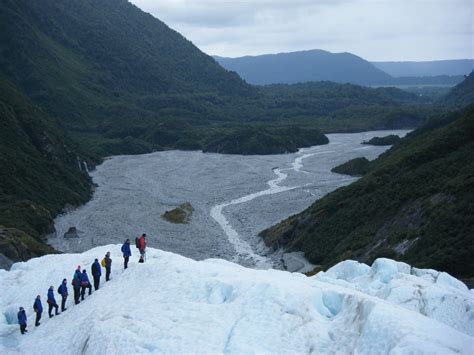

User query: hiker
[121,239,131,269]
[47,286,60,318]
[58,279,68,311]
[91,258,102,290]
[72,266,82,304]
[33,295,43,327]
[17,307,27,334]
[102,252,112,281]
[80,269,92,300]
[138,233,147,261]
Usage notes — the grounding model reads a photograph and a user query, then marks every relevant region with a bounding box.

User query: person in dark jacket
[103,252,112,281]
[47,285,59,318]
[91,259,102,290]
[121,239,132,269]
[72,266,82,304]
[80,269,92,300]
[33,295,43,326]
[17,307,27,334]
[58,279,68,311]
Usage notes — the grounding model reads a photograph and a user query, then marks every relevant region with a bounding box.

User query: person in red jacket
[138,234,146,260]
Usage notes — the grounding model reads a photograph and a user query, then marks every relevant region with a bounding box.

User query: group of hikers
[17,234,147,334]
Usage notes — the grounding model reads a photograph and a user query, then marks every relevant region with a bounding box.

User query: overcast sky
[130,0,473,61]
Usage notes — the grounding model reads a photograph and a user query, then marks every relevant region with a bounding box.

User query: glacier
[0,245,472,354]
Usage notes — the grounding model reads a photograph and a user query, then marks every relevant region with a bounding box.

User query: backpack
[101,258,106,267]
[135,237,140,249]
[57,285,62,294]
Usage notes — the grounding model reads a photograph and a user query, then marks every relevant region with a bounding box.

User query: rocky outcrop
[64,227,79,238]
[162,203,194,224]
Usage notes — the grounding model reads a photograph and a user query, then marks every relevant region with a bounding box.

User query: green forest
[0,0,472,273]
[260,104,474,280]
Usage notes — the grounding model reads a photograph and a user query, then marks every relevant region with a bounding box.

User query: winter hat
[19,307,24,310]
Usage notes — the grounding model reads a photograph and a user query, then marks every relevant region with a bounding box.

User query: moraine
[49,130,410,271]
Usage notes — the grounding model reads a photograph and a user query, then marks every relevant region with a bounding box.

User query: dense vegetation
[260,106,474,280]
[441,72,474,108]
[363,135,401,146]
[0,78,92,266]
[0,0,434,157]
[331,157,372,176]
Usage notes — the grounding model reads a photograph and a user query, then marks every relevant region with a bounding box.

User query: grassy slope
[260,106,474,279]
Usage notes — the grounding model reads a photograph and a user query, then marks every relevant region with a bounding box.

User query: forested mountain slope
[441,72,474,108]
[0,0,432,156]
[0,78,92,267]
[260,105,474,280]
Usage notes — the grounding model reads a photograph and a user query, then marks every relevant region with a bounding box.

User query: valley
[49,131,409,271]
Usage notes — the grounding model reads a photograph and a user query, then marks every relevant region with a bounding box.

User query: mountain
[0,0,434,157]
[0,0,436,265]
[0,245,472,353]
[0,77,92,267]
[372,59,474,77]
[260,105,474,280]
[441,72,474,108]
[0,0,252,151]
[214,49,393,85]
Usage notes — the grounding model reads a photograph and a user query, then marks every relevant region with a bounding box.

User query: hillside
[0,245,472,353]
[441,72,474,108]
[260,106,474,280]
[214,50,393,85]
[0,1,435,157]
[0,0,436,264]
[0,78,92,267]
[373,59,474,77]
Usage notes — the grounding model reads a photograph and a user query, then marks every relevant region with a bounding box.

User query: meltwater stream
[210,149,336,268]
[49,130,409,270]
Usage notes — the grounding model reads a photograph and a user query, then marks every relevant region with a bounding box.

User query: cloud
[130,0,473,61]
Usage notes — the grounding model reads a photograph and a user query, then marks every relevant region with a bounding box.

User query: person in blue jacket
[58,278,68,311]
[91,258,101,290]
[72,266,82,304]
[33,295,43,326]
[47,285,59,318]
[121,239,132,269]
[17,307,27,334]
[80,269,92,300]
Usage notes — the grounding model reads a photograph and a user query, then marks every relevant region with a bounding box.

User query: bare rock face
[64,227,79,238]
[162,203,194,224]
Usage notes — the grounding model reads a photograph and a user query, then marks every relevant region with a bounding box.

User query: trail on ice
[1,246,472,354]
[210,149,334,267]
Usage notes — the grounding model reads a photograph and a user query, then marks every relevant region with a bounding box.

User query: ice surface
[315,258,474,337]
[1,247,472,354]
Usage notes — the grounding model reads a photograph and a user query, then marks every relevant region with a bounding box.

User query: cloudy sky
[130,0,473,61]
